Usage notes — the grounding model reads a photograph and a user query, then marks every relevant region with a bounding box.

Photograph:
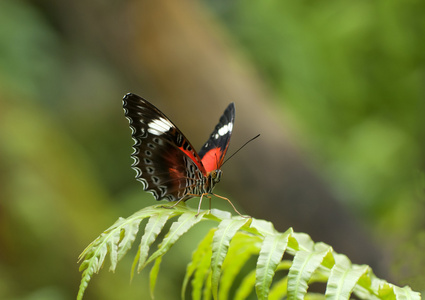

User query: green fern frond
[219,232,261,300]
[77,203,421,300]
[256,231,290,299]
[132,209,175,279]
[210,217,251,299]
[182,228,216,300]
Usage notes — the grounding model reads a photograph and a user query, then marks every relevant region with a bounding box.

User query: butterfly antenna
[222,134,260,166]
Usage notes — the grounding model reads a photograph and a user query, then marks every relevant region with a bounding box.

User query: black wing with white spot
[123,93,207,202]
[198,103,235,173]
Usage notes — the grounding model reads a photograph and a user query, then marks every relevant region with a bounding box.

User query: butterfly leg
[196,193,206,217]
[165,197,187,209]
[212,193,251,218]
[167,193,209,216]
[204,194,213,215]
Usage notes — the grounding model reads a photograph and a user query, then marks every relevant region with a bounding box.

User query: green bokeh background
[1,0,424,299]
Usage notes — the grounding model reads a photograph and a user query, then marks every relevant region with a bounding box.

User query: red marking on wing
[201,148,223,173]
[179,146,207,175]
[168,167,182,178]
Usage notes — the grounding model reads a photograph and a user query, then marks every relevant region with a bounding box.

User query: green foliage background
[0,0,424,299]
[210,0,425,222]
[207,0,425,289]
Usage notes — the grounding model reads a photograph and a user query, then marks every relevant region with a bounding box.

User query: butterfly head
[209,169,222,186]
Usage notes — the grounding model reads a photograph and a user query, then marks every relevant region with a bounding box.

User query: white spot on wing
[216,122,233,138]
[147,117,173,135]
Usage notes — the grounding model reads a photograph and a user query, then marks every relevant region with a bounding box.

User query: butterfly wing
[123,93,207,202]
[198,103,235,173]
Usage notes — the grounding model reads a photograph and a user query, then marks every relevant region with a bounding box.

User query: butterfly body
[123,93,234,204]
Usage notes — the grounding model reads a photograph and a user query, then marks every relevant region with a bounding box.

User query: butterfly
[123,93,244,215]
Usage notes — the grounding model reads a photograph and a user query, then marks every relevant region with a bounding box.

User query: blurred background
[0,0,424,299]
